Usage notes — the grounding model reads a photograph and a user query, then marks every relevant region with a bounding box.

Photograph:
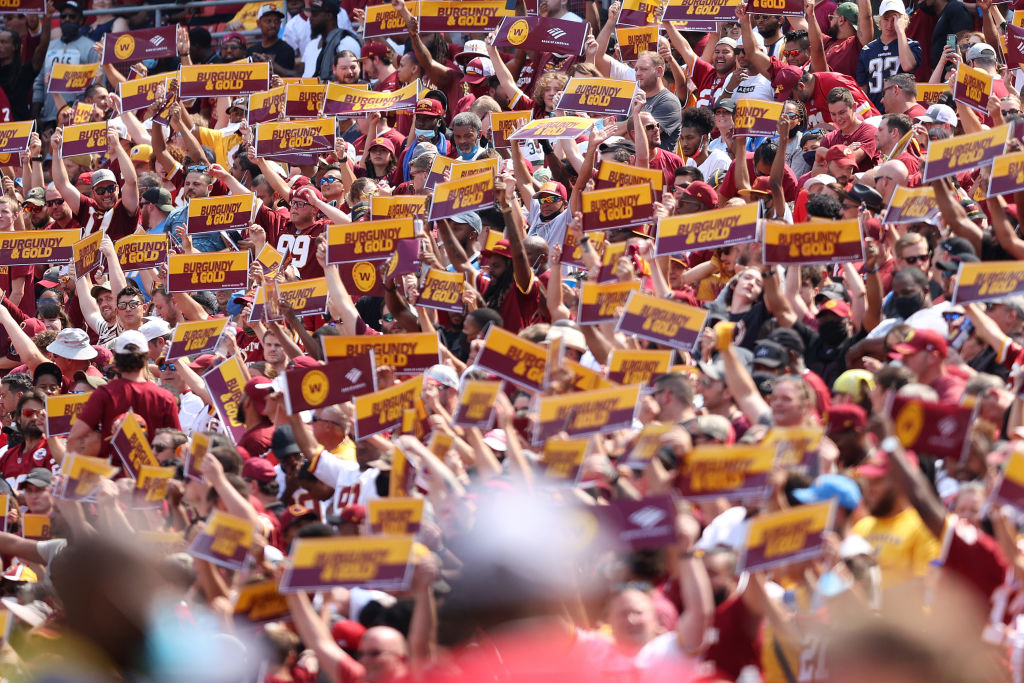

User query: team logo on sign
[507,19,530,44]
[115,35,135,60]
[301,370,329,405]
[351,263,377,293]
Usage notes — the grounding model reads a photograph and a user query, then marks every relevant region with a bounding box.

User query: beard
[712,586,731,606]
[869,486,898,517]
[21,423,42,439]
[825,25,839,39]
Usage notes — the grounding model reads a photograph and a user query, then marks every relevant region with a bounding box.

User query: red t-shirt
[0,437,57,491]
[807,72,879,129]
[475,271,541,334]
[73,196,139,242]
[353,127,406,156]
[237,421,275,463]
[76,378,181,461]
[650,147,685,187]
[941,517,1008,607]
[705,583,764,681]
[254,204,329,281]
[374,70,401,93]
[691,58,727,109]
[0,266,35,319]
[821,121,879,171]
[824,34,862,77]
[719,152,799,203]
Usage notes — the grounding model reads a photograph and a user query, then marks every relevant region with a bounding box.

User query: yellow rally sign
[323,80,417,115]
[0,120,33,154]
[254,117,334,157]
[655,202,759,256]
[615,25,658,61]
[882,185,939,224]
[72,230,102,279]
[119,72,166,112]
[566,359,614,391]
[248,85,286,123]
[577,280,640,325]
[57,453,117,501]
[988,150,1024,196]
[115,233,167,270]
[70,101,92,124]
[677,444,775,501]
[606,349,672,385]
[952,260,1024,304]
[762,218,863,265]
[0,228,79,266]
[428,172,495,221]
[179,62,269,98]
[255,243,283,278]
[417,268,465,313]
[476,325,547,392]
[367,498,423,536]
[595,159,664,192]
[452,379,502,429]
[353,375,423,440]
[533,384,641,444]
[110,411,159,479]
[580,183,653,232]
[166,318,229,360]
[371,195,427,219]
[488,110,531,149]
[540,438,589,482]
[48,62,99,94]
[739,501,836,573]
[953,62,992,112]
[60,121,108,157]
[45,391,91,436]
[285,83,327,117]
[917,82,951,106]
[186,193,255,234]
[167,251,249,293]
[616,290,708,349]
[188,509,255,571]
[281,535,415,591]
[251,277,328,320]
[922,123,1009,183]
[322,333,440,373]
[135,465,176,506]
[507,115,595,141]
[327,217,415,263]
[733,98,785,137]
[559,77,636,116]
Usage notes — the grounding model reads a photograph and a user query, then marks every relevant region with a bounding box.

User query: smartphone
[946,35,957,52]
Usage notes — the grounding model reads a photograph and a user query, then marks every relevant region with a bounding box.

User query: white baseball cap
[46,328,97,361]
[139,317,172,342]
[804,173,837,190]
[112,329,148,354]
[918,103,957,125]
[878,0,907,16]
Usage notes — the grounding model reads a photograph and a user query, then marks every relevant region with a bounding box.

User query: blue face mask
[458,144,479,160]
[415,128,435,139]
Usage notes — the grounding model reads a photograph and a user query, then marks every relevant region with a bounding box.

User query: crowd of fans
[0,0,1016,681]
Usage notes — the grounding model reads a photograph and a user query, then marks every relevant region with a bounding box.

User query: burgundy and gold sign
[508,115,594,141]
[882,185,939,225]
[370,195,427,219]
[323,81,417,116]
[282,354,377,415]
[1006,23,1024,70]
[102,26,176,64]
[606,349,672,385]
[284,83,327,118]
[48,62,98,95]
[0,229,78,266]
[992,451,1024,509]
[475,326,546,392]
[418,0,511,32]
[179,62,269,98]
[340,260,387,298]
[166,318,229,361]
[614,25,658,62]
[110,411,159,480]
[322,333,440,375]
[616,290,708,350]
[561,227,604,269]
[952,260,1024,304]
[254,117,334,164]
[249,277,328,320]
[595,159,664,192]
[540,438,588,484]
[916,83,951,107]
[424,155,495,190]
[364,2,416,37]
[677,444,775,502]
[488,110,530,149]
[167,252,248,293]
[45,392,91,437]
[890,395,972,460]
[280,535,414,592]
[762,218,863,265]
[734,98,786,137]
[115,233,167,270]
[596,241,628,282]
[187,193,255,235]
[655,202,758,256]
[367,498,423,536]
[662,0,739,23]
[72,230,102,279]
[353,375,423,440]
[21,514,49,541]
[0,0,45,13]
[0,121,33,155]
[988,151,1024,196]
[533,384,640,444]
[234,579,289,623]
[953,63,992,114]
[559,77,637,117]
[747,0,804,15]
[389,447,417,498]
[428,173,495,221]
[585,495,679,551]
[119,72,166,112]
[327,218,414,263]
[581,183,654,232]
[202,356,247,443]
[493,16,589,57]
[452,380,501,430]
[55,454,117,502]
[616,0,659,26]
[577,280,640,325]
[133,465,175,510]
[248,86,286,124]
[70,101,92,124]
[417,268,465,314]
[738,502,835,572]
[60,121,107,157]
[188,510,254,572]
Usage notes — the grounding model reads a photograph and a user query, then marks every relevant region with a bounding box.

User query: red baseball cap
[241,457,276,483]
[76,171,92,186]
[817,298,852,319]
[738,176,771,196]
[680,180,718,210]
[462,57,490,85]
[415,98,444,117]
[772,65,802,101]
[189,354,216,372]
[368,136,396,155]
[291,355,320,369]
[536,181,567,201]
[361,41,388,60]
[279,503,318,529]
[244,376,274,414]
[825,145,857,167]
[222,31,247,47]
[332,620,366,650]
[857,448,918,478]
[481,238,513,259]
[889,328,947,358]
[825,403,867,434]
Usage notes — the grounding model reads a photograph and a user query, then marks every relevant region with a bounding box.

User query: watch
[880,436,900,454]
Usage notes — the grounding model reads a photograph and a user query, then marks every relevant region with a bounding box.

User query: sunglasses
[187,164,208,173]
[94,185,117,195]
[160,362,176,372]
[902,254,930,265]
[319,176,341,185]
[312,416,345,428]
[21,408,41,418]
[21,204,44,214]
[644,123,659,131]
[782,50,802,58]
[538,195,560,205]
[45,199,64,207]
[1004,109,1021,115]
[117,300,143,310]
[673,183,688,192]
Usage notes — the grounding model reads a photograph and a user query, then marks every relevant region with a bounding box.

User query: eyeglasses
[672,183,688,192]
[959,43,980,51]
[21,408,41,418]
[319,176,341,185]
[382,313,394,322]
[538,195,560,205]
[160,362,176,372]
[45,199,64,207]
[94,185,118,195]
[152,443,172,453]
[875,174,895,182]
[1004,109,1021,115]
[139,201,151,209]
[312,417,345,428]
[734,48,745,55]
[187,164,208,173]
[117,300,143,310]
[290,199,310,209]
[782,50,802,58]
[644,122,659,131]
[902,254,930,265]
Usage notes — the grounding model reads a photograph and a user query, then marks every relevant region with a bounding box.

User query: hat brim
[462,73,487,85]
[480,249,512,260]
[46,341,98,361]
[737,188,770,196]
[455,50,489,65]
[888,342,918,356]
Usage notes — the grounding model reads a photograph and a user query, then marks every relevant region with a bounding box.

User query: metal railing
[80,1,276,33]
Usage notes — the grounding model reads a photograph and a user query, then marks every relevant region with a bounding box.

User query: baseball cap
[241,457,276,483]
[271,424,302,460]
[716,37,738,49]
[690,414,734,444]
[832,370,875,401]
[227,97,248,113]
[425,364,459,389]
[818,298,852,319]
[24,468,53,488]
[480,238,512,259]
[139,317,172,342]
[23,187,45,206]
[679,181,718,210]
[835,1,859,28]
[889,328,947,357]
[792,474,862,510]
[91,169,117,187]
[279,503,318,529]
[772,65,802,102]
[857,448,918,478]
[415,98,444,117]
[76,171,93,187]
[598,135,629,151]
[142,187,174,213]
[918,104,957,125]
[222,31,248,47]
[826,403,868,434]
[878,0,907,15]
[58,0,83,13]
[449,211,482,233]
[311,0,341,12]
[738,176,772,197]
[37,266,62,287]
[462,57,495,85]
[804,173,837,190]
[768,327,806,356]
[967,42,997,62]
[226,290,252,317]
[72,371,107,390]
[483,429,507,451]
[752,340,788,368]
[368,137,396,156]
[188,354,216,372]
[332,620,366,650]
[47,328,98,360]
[713,97,737,113]
[1,562,36,583]
[361,41,389,60]
[824,145,857,166]
[112,330,148,354]
[257,3,285,20]
[130,144,153,163]
[33,362,61,387]
[244,376,274,414]
[940,236,976,258]
[935,252,979,273]
[536,181,568,201]
[546,326,587,353]
[839,182,883,212]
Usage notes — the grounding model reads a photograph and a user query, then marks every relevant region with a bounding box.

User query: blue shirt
[857,38,923,110]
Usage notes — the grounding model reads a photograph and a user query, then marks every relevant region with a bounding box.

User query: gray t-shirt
[643,88,682,153]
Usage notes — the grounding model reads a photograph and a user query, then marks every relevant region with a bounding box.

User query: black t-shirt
[931,1,975,67]
[249,39,295,71]
[798,322,866,387]
[729,301,770,351]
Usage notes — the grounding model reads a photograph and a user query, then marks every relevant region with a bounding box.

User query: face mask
[892,294,923,319]
[59,22,80,42]
[458,144,479,161]
[415,128,435,140]
[818,319,848,346]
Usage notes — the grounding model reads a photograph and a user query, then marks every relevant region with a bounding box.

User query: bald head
[874,159,909,202]
[358,626,409,682]
[523,235,550,272]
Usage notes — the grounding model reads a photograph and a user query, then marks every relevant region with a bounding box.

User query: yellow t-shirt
[330,438,356,463]
[852,507,939,588]
[198,126,242,168]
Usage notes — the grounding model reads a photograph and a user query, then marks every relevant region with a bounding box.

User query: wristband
[715,321,736,351]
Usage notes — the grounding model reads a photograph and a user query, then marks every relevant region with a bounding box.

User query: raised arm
[856,0,875,49]
[0,304,46,371]
[49,128,82,213]
[286,592,363,683]
[593,2,621,77]
[675,512,715,653]
[486,34,522,106]
[987,193,1024,259]
[717,321,771,423]
[929,177,983,254]
[762,265,797,327]
[769,117,791,217]
[317,240,361,336]
[805,0,829,73]
[398,0,454,87]
[735,5,771,77]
